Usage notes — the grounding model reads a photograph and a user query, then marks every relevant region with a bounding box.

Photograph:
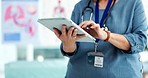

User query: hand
[79,21,107,40]
[53,24,86,52]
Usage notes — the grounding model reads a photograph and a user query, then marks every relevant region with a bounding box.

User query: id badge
[88,52,104,68]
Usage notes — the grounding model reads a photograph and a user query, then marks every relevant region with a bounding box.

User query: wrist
[63,43,76,53]
[104,31,111,42]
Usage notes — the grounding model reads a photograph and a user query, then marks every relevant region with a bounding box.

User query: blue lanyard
[95,0,113,42]
[95,0,113,27]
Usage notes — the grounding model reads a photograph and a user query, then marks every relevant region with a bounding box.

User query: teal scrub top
[61,0,148,78]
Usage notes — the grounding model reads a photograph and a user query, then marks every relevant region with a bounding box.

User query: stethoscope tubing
[81,0,116,27]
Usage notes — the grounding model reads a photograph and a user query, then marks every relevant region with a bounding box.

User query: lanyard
[95,0,113,43]
[95,0,113,27]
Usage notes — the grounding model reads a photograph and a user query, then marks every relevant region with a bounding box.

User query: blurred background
[0,0,148,78]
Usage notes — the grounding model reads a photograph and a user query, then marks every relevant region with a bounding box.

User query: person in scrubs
[53,0,148,78]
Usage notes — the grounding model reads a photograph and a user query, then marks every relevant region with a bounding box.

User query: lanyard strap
[95,0,99,24]
[95,0,113,27]
[95,0,113,43]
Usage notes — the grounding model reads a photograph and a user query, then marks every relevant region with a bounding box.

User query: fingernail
[90,26,93,28]
[75,29,77,31]
[71,27,74,29]
[62,24,66,26]
[62,25,66,28]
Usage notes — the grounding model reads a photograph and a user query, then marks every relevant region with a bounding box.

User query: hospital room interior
[0,0,148,78]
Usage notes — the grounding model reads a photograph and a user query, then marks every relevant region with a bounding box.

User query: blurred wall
[0,0,80,78]
[0,0,148,78]
[38,0,80,47]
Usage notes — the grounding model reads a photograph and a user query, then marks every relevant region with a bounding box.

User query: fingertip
[84,34,88,37]
[62,25,66,29]
[53,30,57,35]
[79,22,85,28]
[82,26,85,28]
[74,28,77,31]
[71,26,75,29]
[62,24,66,26]
[90,26,93,28]
[62,24,67,29]
[53,27,56,30]
[53,27,58,32]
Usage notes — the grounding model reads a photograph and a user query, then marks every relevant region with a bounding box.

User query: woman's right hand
[53,24,86,53]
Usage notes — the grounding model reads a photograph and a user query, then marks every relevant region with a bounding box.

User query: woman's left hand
[79,21,107,40]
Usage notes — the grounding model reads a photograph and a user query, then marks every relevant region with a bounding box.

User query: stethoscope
[81,0,116,29]
[81,0,93,22]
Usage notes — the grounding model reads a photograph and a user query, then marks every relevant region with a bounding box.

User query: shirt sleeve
[123,0,148,54]
[60,42,80,58]
[71,3,80,25]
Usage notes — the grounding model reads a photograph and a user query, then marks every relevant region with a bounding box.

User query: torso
[93,0,118,9]
[67,0,146,78]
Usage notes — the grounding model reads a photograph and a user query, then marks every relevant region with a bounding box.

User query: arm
[79,0,147,54]
[108,33,130,51]
[79,21,130,51]
[122,0,147,54]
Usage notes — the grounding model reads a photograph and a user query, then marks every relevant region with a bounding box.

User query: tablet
[37,18,96,42]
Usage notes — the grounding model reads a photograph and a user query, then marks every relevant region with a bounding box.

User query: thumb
[53,28,61,39]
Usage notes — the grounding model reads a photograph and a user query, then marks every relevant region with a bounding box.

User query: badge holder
[88,42,104,68]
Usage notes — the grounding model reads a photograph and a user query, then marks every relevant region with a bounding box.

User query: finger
[90,24,101,33]
[85,21,95,27]
[90,24,100,29]
[81,21,95,28]
[72,28,78,37]
[53,27,61,38]
[76,34,87,40]
[67,26,75,37]
[79,21,88,28]
[61,25,67,36]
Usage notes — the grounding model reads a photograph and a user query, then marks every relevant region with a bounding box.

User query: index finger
[61,24,67,36]
[79,21,96,28]
[79,21,88,28]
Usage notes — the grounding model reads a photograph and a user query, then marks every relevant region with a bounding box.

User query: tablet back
[38,18,95,42]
